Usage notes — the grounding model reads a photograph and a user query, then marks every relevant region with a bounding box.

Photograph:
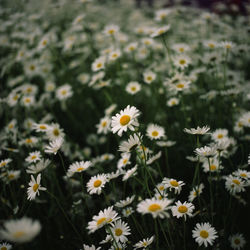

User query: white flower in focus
[56,84,73,101]
[111,105,140,136]
[27,174,46,200]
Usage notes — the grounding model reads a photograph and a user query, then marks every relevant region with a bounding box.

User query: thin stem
[207,157,214,224]
[106,225,120,250]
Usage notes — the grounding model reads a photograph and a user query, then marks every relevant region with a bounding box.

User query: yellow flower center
[1,246,7,250]
[178,205,188,213]
[30,65,35,71]
[25,98,31,103]
[96,63,102,68]
[217,134,223,139]
[234,239,240,245]
[209,165,217,171]
[26,138,33,144]
[0,162,7,167]
[33,183,39,192]
[13,231,25,238]
[123,159,128,165]
[39,125,47,130]
[209,43,215,48]
[179,59,186,65]
[152,131,159,137]
[115,228,123,236]
[148,203,162,212]
[170,180,179,187]
[42,40,47,46]
[61,90,67,95]
[171,101,176,105]
[159,185,164,191]
[77,167,84,172]
[147,76,152,81]
[131,87,136,91]
[179,48,184,52]
[13,95,19,100]
[8,124,14,129]
[108,29,114,35]
[26,87,32,93]
[200,230,209,239]
[97,217,106,225]
[226,44,231,49]
[101,121,107,127]
[177,83,184,89]
[232,179,240,185]
[240,173,247,177]
[120,115,131,126]
[31,155,37,160]
[94,180,102,188]
[53,129,60,136]
[8,174,15,179]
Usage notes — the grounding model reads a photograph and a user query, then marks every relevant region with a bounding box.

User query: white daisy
[117,153,131,169]
[91,56,105,72]
[174,55,191,70]
[46,123,65,141]
[125,81,141,95]
[122,165,138,181]
[163,178,185,194]
[110,219,131,243]
[86,174,108,195]
[87,206,120,233]
[67,161,92,176]
[111,105,140,136]
[134,235,155,249]
[137,197,172,218]
[0,242,12,250]
[229,233,246,250]
[171,200,195,220]
[194,146,217,158]
[225,175,246,195]
[103,24,119,36]
[25,151,42,164]
[0,158,12,169]
[0,217,41,243]
[27,174,46,200]
[122,207,134,217]
[56,84,73,100]
[26,159,51,174]
[211,128,228,142]
[6,171,21,182]
[96,117,111,135]
[167,97,179,107]
[192,222,218,247]
[118,133,142,153]
[143,71,156,84]
[146,124,165,140]
[115,195,135,208]
[188,183,205,202]
[150,25,171,38]
[184,126,210,135]
[32,123,51,132]
[44,137,63,155]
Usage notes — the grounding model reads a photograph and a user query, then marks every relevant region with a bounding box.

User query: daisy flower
[229,233,246,250]
[172,43,190,53]
[204,40,218,49]
[44,137,63,155]
[110,219,131,243]
[220,41,235,50]
[26,159,51,174]
[122,165,138,181]
[0,242,12,250]
[115,195,135,208]
[174,55,191,69]
[6,171,21,182]
[188,183,205,202]
[108,50,121,62]
[82,244,101,250]
[124,42,138,53]
[163,178,185,194]
[194,146,217,158]
[173,80,191,92]
[117,153,131,169]
[233,169,250,180]
[111,105,140,136]
[21,137,38,147]
[21,96,35,107]
[150,25,170,38]
[146,124,165,140]
[171,200,195,220]
[91,56,105,72]
[33,123,51,132]
[134,235,155,249]
[167,97,179,107]
[202,157,223,173]
[122,207,134,217]
[225,175,246,195]
[56,84,73,100]
[25,151,42,163]
[103,24,119,36]
[87,206,120,233]
[192,222,218,247]
[155,8,171,21]
[46,123,65,141]
[137,197,172,218]
[184,126,210,135]
[27,174,46,200]
[67,161,92,176]
[0,158,12,169]
[0,217,41,243]
[118,133,141,153]
[211,128,228,142]
[143,71,156,84]
[96,117,111,134]
[86,174,108,195]
[146,151,162,165]
[125,81,141,95]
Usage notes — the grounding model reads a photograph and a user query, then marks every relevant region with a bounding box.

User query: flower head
[27,174,46,200]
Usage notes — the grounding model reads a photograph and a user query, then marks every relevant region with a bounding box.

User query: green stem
[207,157,214,224]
